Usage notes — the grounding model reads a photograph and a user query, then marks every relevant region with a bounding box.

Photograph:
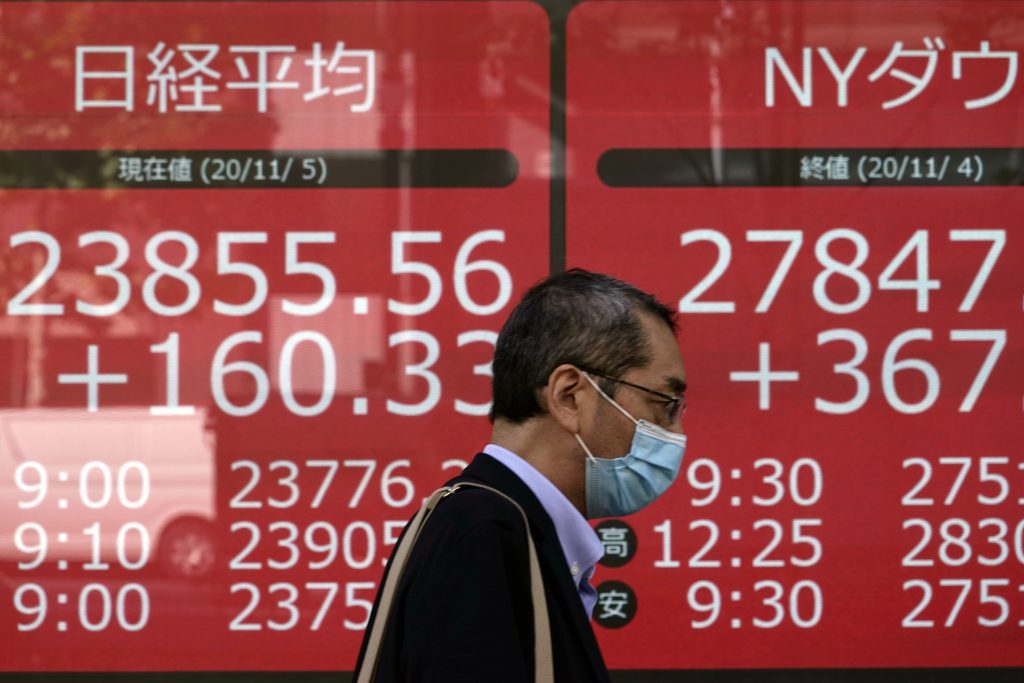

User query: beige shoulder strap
[356,482,554,683]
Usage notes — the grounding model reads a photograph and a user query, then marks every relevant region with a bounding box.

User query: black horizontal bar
[598,147,1024,187]
[0,149,518,189]
[3,668,1024,682]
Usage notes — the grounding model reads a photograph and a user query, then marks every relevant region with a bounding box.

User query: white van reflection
[0,408,217,580]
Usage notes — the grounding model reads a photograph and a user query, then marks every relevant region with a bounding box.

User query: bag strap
[357,482,554,683]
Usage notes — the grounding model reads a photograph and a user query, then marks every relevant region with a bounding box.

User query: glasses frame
[578,367,687,423]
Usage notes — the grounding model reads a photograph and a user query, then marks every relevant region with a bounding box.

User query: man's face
[586,312,687,459]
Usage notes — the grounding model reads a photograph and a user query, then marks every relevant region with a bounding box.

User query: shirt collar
[482,443,605,579]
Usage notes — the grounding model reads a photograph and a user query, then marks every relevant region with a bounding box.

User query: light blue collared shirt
[482,443,605,619]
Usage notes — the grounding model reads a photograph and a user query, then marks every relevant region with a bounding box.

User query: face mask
[575,373,687,519]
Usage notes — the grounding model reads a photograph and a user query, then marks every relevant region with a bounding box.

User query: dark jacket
[353,452,611,682]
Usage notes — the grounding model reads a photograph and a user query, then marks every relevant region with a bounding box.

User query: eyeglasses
[579,367,687,424]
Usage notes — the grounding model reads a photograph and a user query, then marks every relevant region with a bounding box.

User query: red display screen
[0,1,549,671]
[2,0,1023,676]
[567,0,1024,670]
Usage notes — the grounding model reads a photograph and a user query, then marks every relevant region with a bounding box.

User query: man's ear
[543,364,589,434]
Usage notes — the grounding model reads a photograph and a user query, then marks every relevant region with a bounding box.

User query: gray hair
[489,269,677,423]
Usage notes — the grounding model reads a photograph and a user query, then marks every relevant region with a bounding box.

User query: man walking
[355,269,688,682]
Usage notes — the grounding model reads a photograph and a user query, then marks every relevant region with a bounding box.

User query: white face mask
[575,373,687,519]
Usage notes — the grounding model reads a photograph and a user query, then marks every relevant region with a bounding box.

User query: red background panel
[0,1,549,671]
[568,0,1024,669]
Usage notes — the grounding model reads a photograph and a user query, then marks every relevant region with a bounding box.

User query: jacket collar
[452,452,608,680]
